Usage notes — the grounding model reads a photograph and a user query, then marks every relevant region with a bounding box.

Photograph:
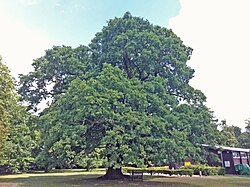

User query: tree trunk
[86,160,91,171]
[99,167,129,180]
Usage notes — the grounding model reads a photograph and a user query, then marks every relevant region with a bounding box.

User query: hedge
[124,167,193,176]
[124,164,225,176]
[180,164,225,176]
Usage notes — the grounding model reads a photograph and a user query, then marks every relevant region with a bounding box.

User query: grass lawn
[0,169,250,187]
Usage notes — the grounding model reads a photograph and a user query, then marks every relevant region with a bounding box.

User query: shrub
[218,167,225,175]
[124,167,193,176]
[181,164,224,176]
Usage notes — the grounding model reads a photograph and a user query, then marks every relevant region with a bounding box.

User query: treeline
[0,12,249,176]
[219,119,250,148]
[0,59,39,173]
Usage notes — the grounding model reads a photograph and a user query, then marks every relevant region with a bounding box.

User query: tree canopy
[0,57,38,173]
[19,12,205,110]
[18,45,90,111]
[238,119,250,149]
[0,57,15,149]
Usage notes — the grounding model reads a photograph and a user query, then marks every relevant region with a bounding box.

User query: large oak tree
[19,12,220,178]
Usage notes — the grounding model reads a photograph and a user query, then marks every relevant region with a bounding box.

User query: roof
[202,144,250,153]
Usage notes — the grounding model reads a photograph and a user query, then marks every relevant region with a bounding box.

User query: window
[233,152,240,158]
[240,152,247,158]
[224,161,230,167]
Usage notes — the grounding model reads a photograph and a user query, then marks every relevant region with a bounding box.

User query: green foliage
[0,99,39,173]
[90,12,205,104]
[238,119,250,149]
[181,164,225,176]
[218,167,226,175]
[218,120,239,147]
[0,57,39,173]
[38,64,218,170]
[230,126,242,140]
[170,104,220,163]
[75,149,104,171]
[239,132,250,148]
[38,64,157,169]
[0,57,15,149]
[18,45,91,111]
[245,119,250,133]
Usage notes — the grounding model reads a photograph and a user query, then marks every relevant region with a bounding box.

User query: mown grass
[0,169,250,187]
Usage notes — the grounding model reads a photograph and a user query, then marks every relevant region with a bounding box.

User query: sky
[169,0,250,129]
[0,0,250,129]
[0,0,180,76]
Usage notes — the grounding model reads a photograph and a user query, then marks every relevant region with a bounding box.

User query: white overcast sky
[169,0,250,129]
[1,0,250,129]
[0,5,55,77]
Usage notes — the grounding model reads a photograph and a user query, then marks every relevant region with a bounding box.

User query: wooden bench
[131,170,143,181]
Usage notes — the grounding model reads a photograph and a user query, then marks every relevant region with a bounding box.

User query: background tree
[0,105,39,173]
[218,120,239,147]
[230,125,242,141]
[0,57,15,150]
[0,57,39,174]
[244,118,250,133]
[238,119,250,148]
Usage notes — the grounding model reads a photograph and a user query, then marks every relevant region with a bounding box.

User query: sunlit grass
[0,168,106,179]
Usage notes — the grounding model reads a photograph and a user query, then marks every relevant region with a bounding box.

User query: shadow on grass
[0,174,199,187]
[26,168,106,174]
